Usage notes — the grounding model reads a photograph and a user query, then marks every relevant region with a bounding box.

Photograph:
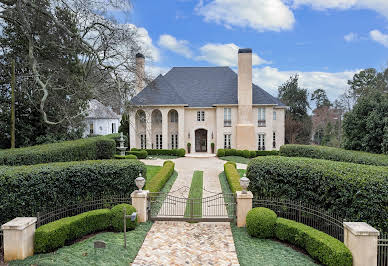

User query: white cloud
[251,67,357,101]
[344,32,358,42]
[158,34,193,58]
[196,0,295,32]
[133,26,161,62]
[197,43,271,66]
[146,65,170,78]
[370,29,388,47]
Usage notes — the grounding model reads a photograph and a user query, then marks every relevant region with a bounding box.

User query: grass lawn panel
[146,155,179,160]
[145,165,162,182]
[184,171,203,218]
[10,222,153,266]
[220,156,251,164]
[148,171,178,216]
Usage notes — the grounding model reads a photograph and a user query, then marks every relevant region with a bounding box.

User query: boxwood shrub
[217,149,278,158]
[145,161,175,192]
[0,134,118,166]
[111,204,137,232]
[275,218,352,266]
[246,207,277,238]
[247,156,388,232]
[114,154,138,160]
[146,149,186,157]
[280,144,388,166]
[127,150,148,159]
[0,160,145,225]
[223,162,242,193]
[217,149,226,157]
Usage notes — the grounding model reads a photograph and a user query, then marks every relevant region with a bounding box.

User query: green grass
[220,156,251,164]
[148,171,178,217]
[146,155,179,160]
[145,165,162,181]
[184,171,203,218]
[10,222,153,266]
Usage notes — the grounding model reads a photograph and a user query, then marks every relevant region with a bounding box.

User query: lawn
[10,222,153,266]
[146,155,179,160]
[184,170,203,218]
[220,156,251,164]
[145,165,162,181]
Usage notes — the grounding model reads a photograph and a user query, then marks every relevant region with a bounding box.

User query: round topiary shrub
[111,204,137,232]
[246,207,277,238]
[217,149,225,157]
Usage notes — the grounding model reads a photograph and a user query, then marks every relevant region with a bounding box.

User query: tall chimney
[135,53,145,95]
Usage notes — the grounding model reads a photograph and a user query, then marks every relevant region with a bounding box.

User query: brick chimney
[135,53,145,95]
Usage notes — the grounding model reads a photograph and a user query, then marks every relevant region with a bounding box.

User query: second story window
[224,108,231,127]
[273,111,277,120]
[170,111,178,123]
[258,108,266,127]
[197,111,205,121]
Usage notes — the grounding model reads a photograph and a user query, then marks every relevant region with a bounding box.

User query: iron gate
[148,192,236,222]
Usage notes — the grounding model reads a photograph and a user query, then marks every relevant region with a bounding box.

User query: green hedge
[246,207,277,238]
[35,209,112,253]
[275,218,352,266]
[145,149,185,157]
[127,150,148,159]
[280,144,388,166]
[114,154,137,160]
[217,149,279,158]
[0,134,119,166]
[247,156,388,232]
[111,204,137,232]
[0,159,145,225]
[145,161,175,192]
[224,162,242,193]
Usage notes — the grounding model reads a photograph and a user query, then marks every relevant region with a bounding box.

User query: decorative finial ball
[240,173,250,194]
[135,172,145,192]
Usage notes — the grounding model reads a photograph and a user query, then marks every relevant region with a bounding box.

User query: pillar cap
[344,222,380,236]
[238,48,252,54]
[1,217,37,230]
[131,190,149,198]
[236,191,253,198]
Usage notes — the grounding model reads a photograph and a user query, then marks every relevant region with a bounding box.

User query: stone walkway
[132,221,240,266]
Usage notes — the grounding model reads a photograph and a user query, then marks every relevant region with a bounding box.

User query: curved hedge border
[0,134,119,166]
[145,160,175,192]
[217,149,278,158]
[224,162,242,193]
[280,144,388,166]
[0,159,145,225]
[114,154,137,160]
[247,156,388,233]
[275,218,352,266]
[127,150,148,159]
[143,148,185,157]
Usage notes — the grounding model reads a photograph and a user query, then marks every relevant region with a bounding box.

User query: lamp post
[135,172,145,192]
[239,173,250,194]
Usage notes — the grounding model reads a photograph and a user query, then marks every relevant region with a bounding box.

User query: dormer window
[197,111,205,121]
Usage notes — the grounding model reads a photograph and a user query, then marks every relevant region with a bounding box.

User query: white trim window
[273,111,277,120]
[170,111,178,123]
[156,134,163,149]
[197,111,205,121]
[258,134,265,151]
[89,123,94,134]
[258,108,266,127]
[112,123,116,133]
[224,134,231,149]
[140,134,146,149]
[273,132,276,149]
[224,108,232,127]
[171,134,178,149]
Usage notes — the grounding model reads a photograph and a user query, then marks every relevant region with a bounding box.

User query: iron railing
[253,196,344,241]
[378,232,388,266]
[37,195,132,227]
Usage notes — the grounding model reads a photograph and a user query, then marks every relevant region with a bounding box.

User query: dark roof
[130,66,285,107]
[86,100,120,119]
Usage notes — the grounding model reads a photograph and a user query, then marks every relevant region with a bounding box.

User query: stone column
[162,109,168,149]
[131,190,149,222]
[178,108,185,149]
[236,191,253,227]
[145,111,152,149]
[344,222,380,266]
[1,217,37,262]
[129,111,136,149]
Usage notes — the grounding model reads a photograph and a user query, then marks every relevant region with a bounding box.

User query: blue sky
[115,0,388,101]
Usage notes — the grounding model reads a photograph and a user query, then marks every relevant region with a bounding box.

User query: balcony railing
[258,120,266,127]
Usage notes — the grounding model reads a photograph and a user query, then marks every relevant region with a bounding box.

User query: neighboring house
[83,99,121,137]
[129,49,286,153]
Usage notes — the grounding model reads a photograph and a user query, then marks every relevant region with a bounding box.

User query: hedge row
[280,144,388,166]
[127,150,148,159]
[217,149,278,158]
[114,154,138,160]
[275,218,352,266]
[0,159,145,225]
[0,134,120,166]
[132,148,185,157]
[246,156,388,232]
[224,162,242,193]
[35,204,137,253]
[145,161,175,192]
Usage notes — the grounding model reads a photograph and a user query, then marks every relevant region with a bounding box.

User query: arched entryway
[195,129,207,152]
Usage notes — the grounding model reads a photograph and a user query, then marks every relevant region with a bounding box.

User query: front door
[195,129,207,152]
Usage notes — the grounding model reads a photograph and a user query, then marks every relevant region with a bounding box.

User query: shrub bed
[279,144,388,166]
[246,207,277,238]
[0,134,119,166]
[114,154,137,160]
[217,149,278,158]
[0,159,145,225]
[224,162,242,193]
[247,156,388,232]
[275,218,352,266]
[145,149,185,157]
[145,160,175,192]
[111,204,137,232]
[127,150,148,159]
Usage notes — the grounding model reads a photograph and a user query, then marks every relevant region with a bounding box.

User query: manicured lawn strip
[146,155,179,160]
[145,165,162,181]
[220,156,251,164]
[148,171,178,217]
[184,171,203,218]
[10,222,153,266]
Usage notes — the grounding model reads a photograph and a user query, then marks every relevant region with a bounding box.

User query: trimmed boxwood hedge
[275,218,352,266]
[127,150,148,159]
[224,162,242,193]
[247,156,388,233]
[0,159,145,225]
[145,148,186,157]
[280,144,388,166]
[111,204,137,232]
[217,149,278,158]
[145,161,175,192]
[246,207,277,238]
[0,134,119,166]
[114,154,138,160]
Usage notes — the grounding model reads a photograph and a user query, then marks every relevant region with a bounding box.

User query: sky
[113,0,388,102]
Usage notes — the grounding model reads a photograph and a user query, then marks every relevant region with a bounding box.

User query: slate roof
[86,99,120,119]
[130,66,285,107]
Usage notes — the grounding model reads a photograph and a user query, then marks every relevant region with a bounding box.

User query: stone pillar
[145,111,152,149]
[344,222,380,266]
[236,191,253,227]
[1,217,37,262]
[131,190,149,222]
[129,111,136,149]
[178,108,185,149]
[162,109,168,149]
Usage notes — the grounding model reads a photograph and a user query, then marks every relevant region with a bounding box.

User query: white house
[83,99,121,137]
[128,49,286,153]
